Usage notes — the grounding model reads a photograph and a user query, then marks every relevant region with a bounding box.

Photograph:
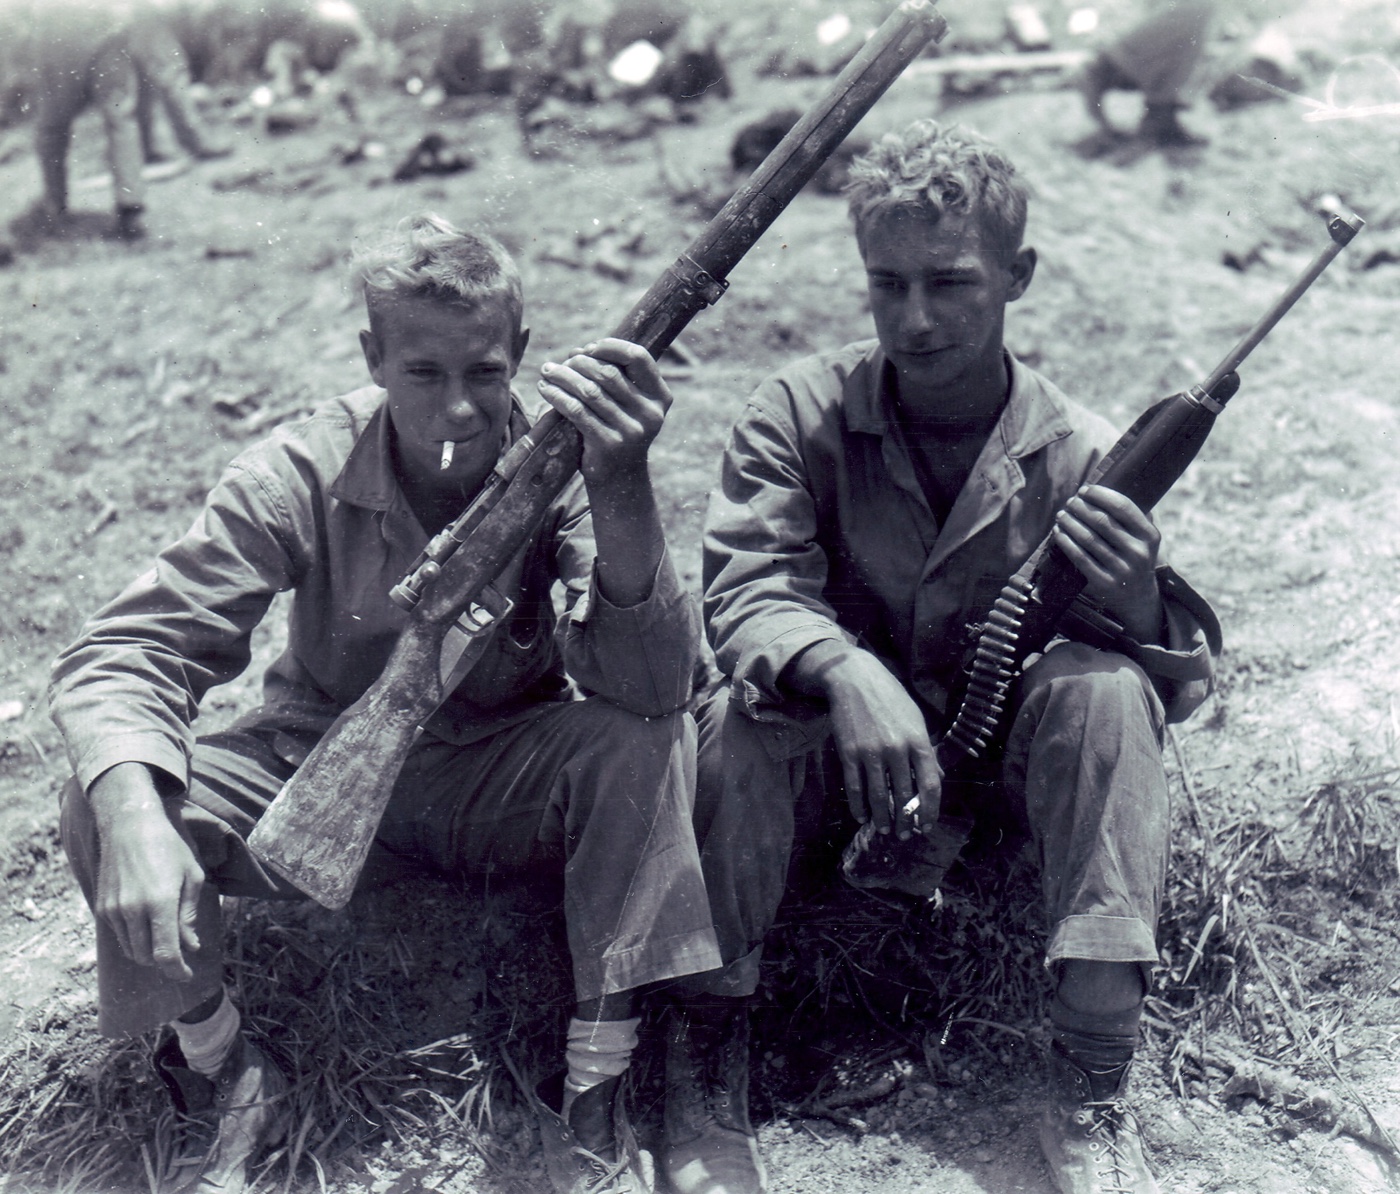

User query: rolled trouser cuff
[577,926,723,1004]
[1045,913,1157,992]
[670,944,763,999]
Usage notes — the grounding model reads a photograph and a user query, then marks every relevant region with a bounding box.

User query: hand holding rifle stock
[247,0,951,910]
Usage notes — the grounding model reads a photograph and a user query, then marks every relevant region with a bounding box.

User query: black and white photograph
[1,1,1399,1191]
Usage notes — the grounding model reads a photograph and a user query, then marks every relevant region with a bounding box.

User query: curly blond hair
[845,119,1029,254]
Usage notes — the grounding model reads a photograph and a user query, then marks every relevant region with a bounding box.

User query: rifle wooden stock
[248,0,949,909]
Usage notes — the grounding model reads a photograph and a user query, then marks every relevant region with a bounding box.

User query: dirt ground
[3,0,1400,1191]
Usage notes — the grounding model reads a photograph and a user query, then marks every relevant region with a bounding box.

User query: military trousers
[61,697,721,1038]
[686,641,1171,997]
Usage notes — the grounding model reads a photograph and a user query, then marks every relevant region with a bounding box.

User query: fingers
[1078,484,1157,537]
[887,752,916,840]
[574,337,665,387]
[1052,520,1119,591]
[150,897,195,983]
[1054,485,1160,595]
[103,902,138,966]
[1060,487,1159,558]
[865,755,895,835]
[835,748,895,833]
[537,360,622,430]
[841,751,868,827]
[178,870,203,959]
[838,744,939,839]
[911,749,943,837]
[97,864,202,981]
[537,339,671,435]
[124,869,198,982]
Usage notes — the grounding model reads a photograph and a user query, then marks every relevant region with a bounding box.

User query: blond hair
[349,213,524,333]
[845,119,1029,254]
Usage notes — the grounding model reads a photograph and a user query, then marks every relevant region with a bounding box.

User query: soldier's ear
[1006,246,1037,303]
[510,326,530,376]
[360,329,385,387]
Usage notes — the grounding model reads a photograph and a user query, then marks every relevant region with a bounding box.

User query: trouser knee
[694,685,803,856]
[555,700,692,827]
[1014,642,1164,750]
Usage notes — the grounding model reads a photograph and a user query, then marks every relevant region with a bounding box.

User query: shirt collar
[847,342,1074,459]
[330,390,535,511]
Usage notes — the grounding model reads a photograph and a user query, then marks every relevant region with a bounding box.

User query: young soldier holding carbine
[49,213,721,1194]
[684,120,1221,1194]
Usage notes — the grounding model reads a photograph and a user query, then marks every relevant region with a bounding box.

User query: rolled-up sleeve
[49,461,302,791]
[703,391,857,718]
[551,478,700,718]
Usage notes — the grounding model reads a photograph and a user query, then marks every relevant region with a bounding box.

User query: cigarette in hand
[902,796,920,817]
[439,441,454,470]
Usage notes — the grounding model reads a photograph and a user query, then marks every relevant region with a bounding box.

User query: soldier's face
[861,209,1033,397]
[361,296,526,489]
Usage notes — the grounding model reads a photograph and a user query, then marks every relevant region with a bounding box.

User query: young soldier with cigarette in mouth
[49,213,719,1194]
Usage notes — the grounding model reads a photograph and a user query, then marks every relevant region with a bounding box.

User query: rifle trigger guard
[674,254,729,306]
[455,583,513,637]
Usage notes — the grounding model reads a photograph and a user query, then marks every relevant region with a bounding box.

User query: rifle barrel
[1202,210,1364,394]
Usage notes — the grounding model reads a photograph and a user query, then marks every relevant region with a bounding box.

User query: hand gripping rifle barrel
[935,209,1365,774]
[248,0,950,910]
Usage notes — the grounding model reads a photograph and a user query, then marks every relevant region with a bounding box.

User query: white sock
[561,1016,640,1117]
[171,992,241,1078]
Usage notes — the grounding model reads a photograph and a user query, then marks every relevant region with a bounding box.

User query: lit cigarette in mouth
[439,441,455,470]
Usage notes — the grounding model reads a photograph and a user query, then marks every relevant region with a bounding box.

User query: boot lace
[684,1012,748,1130]
[1075,1099,1144,1194]
[570,1142,635,1194]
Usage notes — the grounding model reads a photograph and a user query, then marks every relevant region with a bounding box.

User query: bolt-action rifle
[844,208,1365,897]
[247,0,950,910]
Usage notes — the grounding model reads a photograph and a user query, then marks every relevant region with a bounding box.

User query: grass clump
[2,733,1397,1189]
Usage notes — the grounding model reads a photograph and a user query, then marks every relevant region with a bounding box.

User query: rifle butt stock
[247,620,446,909]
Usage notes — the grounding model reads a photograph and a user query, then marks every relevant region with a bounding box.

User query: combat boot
[1138,103,1208,148]
[155,1032,289,1194]
[533,1073,653,1194]
[1039,1043,1159,1194]
[661,999,767,1194]
[113,203,147,241]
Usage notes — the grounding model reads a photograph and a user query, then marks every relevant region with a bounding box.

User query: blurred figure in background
[31,0,148,238]
[130,2,231,165]
[30,0,229,240]
[1078,1,1215,147]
